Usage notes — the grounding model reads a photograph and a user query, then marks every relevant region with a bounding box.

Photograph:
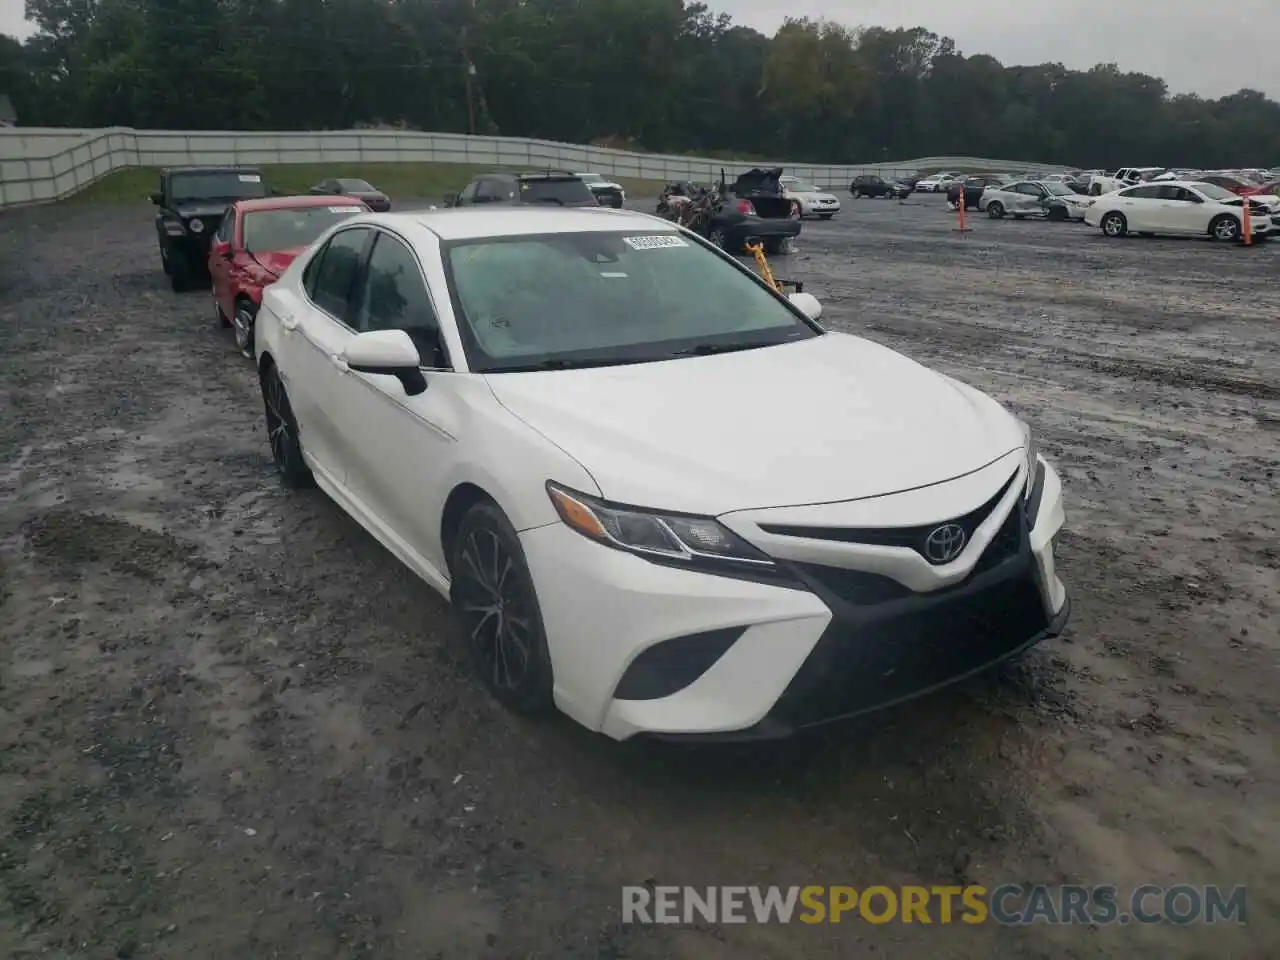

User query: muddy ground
[0,195,1276,959]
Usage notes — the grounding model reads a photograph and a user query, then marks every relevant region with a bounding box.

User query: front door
[209,206,236,318]
[324,229,459,575]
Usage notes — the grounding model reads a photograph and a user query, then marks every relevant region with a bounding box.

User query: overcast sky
[2,0,1277,99]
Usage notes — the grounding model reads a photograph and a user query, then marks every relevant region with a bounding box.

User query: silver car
[981,180,1093,221]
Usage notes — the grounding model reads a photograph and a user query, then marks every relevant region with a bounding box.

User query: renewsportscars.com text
[622,884,1247,926]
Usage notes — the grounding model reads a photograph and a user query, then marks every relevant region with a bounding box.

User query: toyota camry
[254,206,1069,741]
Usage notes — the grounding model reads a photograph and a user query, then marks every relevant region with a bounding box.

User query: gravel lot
[0,193,1277,959]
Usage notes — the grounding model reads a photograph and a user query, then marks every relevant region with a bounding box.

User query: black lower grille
[769,574,1049,728]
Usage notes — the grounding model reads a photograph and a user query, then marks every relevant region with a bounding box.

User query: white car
[1088,167,1165,195]
[1083,180,1272,241]
[779,176,841,219]
[981,180,1093,221]
[254,207,1069,741]
[915,173,959,193]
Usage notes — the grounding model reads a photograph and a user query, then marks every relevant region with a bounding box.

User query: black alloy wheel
[261,364,314,488]
[451,502,554,712]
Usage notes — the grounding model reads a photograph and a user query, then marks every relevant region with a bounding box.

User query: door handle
[280,314,299,332]
[329,354,349,373]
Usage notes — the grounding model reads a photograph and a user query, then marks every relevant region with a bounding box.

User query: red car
[1198,174,1261,196]
[210,195,370,356]
[1243,179,1280,197]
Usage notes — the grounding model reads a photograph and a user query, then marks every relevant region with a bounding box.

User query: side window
[1121,185,1161,199]
[309,228,370,318]
[1157,185,1189,202]
[351,233,445,366]
[457,181,479,204]
[475,178,500,202]
[1014,183,1038,195]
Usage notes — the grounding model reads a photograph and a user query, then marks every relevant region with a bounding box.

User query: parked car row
[929,171,1280,243]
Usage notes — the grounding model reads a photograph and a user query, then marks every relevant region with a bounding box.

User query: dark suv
[446,171,600,208]
[152,166,268,292]
[849,174,910,199]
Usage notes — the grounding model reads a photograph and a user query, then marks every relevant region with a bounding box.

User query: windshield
[519,178,596,205]
[171,171,267,203]
[336,178,375,192]
[1191,182,1237,201]
[443,230,819,372]
[242,205,366,252]
[577,173,606,184]
[1043,182,1072,195]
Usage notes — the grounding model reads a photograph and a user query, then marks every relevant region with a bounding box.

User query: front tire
[450,501,554,714]
[261,363,314,489]
[1101,212,1128,237]
[987,201,1005,219]
[1209,214,1241,242]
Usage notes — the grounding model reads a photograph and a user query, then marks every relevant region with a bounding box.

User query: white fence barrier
[0,127,1066,207]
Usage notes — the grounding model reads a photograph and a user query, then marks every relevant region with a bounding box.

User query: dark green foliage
[7,3,1279,167]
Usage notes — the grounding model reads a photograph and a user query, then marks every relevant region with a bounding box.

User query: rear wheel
[261,363,314,488]
[233,299,258,358]
[987,201,1005,219]
[169,249,196,293]
[450,500,554,714]
[708,226,728,249]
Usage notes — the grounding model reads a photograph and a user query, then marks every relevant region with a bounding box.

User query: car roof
[233,195,369,213]
[164,166,261,175]
[368,206,677,242]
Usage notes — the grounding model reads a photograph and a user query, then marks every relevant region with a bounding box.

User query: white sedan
[255,206,1069,741]
[1083,180,1272,241]
[981,180,1093,221]
[779,176,841,219]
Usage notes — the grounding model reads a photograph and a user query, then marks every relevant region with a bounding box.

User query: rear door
[1114,185,1162,230]
[282,226,374,481]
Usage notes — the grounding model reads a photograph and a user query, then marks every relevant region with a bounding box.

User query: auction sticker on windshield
[623,235,688,250]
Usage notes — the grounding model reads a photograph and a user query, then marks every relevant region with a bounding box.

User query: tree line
[3,0,1279,169]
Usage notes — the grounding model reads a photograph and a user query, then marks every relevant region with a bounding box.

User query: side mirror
[150,192,163,205]
[342,330,427,396]
[789,291,822,321]
[442,192,459,207]
[212,240,232,260]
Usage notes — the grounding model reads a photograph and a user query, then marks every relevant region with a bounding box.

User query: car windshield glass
[171,171,267,202]
[336,179,375,191]
[519,178,595,204]
[578,173,605,184]
[1043,182,1072,195]
[242,205,365,252]
[443,230,819,372]
[1191,182,1236,201]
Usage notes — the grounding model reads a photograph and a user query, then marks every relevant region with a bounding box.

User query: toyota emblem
[924,523,967,564]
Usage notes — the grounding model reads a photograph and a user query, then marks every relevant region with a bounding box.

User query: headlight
[546,482,773,568]
[188,218,204,233]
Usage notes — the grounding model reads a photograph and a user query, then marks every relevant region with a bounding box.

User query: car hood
[245,246,305,279]
[486,333,1022,515]
[173,201,232,219]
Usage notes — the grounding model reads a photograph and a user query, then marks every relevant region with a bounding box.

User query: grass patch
[64,163,666,205]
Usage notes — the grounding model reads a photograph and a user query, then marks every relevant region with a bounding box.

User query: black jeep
[152,167,269,292]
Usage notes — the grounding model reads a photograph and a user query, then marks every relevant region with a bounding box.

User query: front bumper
[802,199,841,216]
[522,456,1068,741]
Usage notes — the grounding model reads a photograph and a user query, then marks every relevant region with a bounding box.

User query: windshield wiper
[670,341,781,357]
[489,357,650,372]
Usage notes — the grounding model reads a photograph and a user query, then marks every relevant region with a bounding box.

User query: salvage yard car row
[147,162,1069,743]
